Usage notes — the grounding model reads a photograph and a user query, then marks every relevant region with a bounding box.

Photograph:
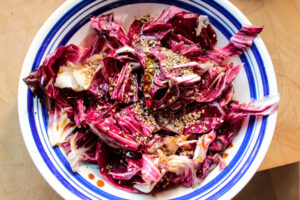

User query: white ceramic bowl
[18,0,278,199]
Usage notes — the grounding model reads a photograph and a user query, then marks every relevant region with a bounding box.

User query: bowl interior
[19,1,277,200]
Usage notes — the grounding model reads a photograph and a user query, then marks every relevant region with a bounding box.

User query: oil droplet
[88,173,95,180]
[227,143,233,149]
[208,135,214,140]
[97,180,105,188]
[202,139,205,148]
[222,153,228,159]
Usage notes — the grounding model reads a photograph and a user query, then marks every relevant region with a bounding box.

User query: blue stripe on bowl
[49,1,258,199]
[26,0,270,199]
[36,97,124,200]
[52,1,258,199]
[211,116,268,200]
[27,92,89,200]
[32,0,262,198]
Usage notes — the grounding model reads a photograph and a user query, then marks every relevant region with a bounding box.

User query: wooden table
[0,0,299,199]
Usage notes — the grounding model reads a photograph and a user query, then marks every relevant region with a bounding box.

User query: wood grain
[230,0,300,171]
[0,1,65,199]
[0,0,299,199]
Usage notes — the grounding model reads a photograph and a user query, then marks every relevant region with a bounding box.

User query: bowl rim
[18,0,278,199]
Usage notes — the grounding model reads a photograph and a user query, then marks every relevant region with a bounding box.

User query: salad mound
[24,6,279,193]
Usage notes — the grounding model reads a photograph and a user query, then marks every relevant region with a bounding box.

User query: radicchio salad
[24,6,279,193]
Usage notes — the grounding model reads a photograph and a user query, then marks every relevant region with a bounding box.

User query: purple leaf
[97,142,141,193]
[110,158,141,180]
[206,25,263,64]
[65,130,99,171]
[91,13,129,49]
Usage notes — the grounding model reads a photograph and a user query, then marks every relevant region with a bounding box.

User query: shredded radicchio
[23,6,279,193]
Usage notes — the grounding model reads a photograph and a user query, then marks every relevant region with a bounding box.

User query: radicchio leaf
[89,117,139,151]
[23,44,92,111]
[229,94,280,117]
[97,142,140,193]
[88,103,158,151]
[166,155,196,187]
[23,7,278,194]
[47,105,76,147]
[195,63,242,103]
[206,25,263,64]
[110,63,139,103]
[209,119,243,152]
[133,154,167,193]
[197,153,220,180]
[193,130,216,164]
[91,13,129,49]
[154,6,183,23]
[110,158,141,180]
[66,130,99,171]
[158,102,225,135]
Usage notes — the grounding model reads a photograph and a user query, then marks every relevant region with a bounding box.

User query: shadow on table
[234,162,299,200]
